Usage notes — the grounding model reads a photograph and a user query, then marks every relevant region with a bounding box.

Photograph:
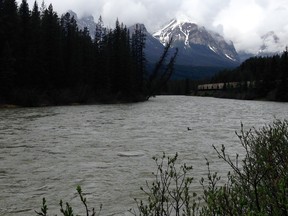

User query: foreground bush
[35,185,102,216]
[36,120,288,215]
[200,119,288,215]
[130,153,199,216]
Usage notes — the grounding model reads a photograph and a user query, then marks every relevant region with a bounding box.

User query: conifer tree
[29,1,43,88]
[0,42,15,102]
[0,1,174,105]
[0,0,19,95]
[94,15,105,49]
[41,4,63,89]
[1,0,19,52]
[131,24,146,93]
[0,0,4,51]
[276,48,288,101]
[60,12,80,89]
[17,0,31,88]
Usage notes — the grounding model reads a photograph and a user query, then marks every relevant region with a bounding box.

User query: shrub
[130,152,199,216]
[134,120,288,216]
[35,186,102,216]
[200,119,288,215]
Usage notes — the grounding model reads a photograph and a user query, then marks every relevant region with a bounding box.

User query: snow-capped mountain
[153,18,240,67]
[66,11,241,79]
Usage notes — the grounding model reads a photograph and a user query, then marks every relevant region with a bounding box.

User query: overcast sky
[18,0,288,53]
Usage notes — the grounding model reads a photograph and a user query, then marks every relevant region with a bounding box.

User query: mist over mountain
[257,31,284,56]
[69,11,265,79]
[68,10,97,39]
[153,18,240,68]
[238,31,285,62]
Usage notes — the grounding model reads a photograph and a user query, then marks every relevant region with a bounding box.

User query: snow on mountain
[66,11,241,78]
[153,14,196,45]
[153,18,240,66]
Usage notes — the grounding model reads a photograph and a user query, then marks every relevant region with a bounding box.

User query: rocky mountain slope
[68,11,242,79]
[153,18,240,67]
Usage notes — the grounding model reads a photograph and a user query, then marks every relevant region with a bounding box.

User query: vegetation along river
[0,96,287,215]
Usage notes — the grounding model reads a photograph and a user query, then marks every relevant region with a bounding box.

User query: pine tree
[41,4,63,89]
[0,3,161,104]
[78,26,94,100]
[0,0,19,53]
[0,0,4,51]
[94,15,105,49]
[131,24,146,94]
[17,0,31,88]
[95,28,113,97]
[110,18,121,93]
[60,12,80,89]
[30,1,44,88]
[0,0,19,99]
[276,48,288,101]
[0,42,15,103]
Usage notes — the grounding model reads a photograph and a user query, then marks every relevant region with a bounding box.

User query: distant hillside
[197,51,288,101]
[71,12,240,80]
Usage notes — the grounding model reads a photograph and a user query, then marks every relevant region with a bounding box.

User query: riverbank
[193,88,288,102]
[0,91,148,108]
[0,104,20,109]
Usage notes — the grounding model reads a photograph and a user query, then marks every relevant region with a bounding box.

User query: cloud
[18,0,288,53]
[212,0,266,52]
[101,0,148,27]
[177,0,230,28]
[211,0,288,53]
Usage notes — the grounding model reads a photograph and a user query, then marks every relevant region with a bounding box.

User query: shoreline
[192,90,288,103]
[0,97,148,109]
[0,104,20,109]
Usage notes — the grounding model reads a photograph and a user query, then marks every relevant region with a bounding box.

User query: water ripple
[0,96,287,216]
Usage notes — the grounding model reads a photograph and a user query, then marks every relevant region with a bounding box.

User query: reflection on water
[0,96,287,215]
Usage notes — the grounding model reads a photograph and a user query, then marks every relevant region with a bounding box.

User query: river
[0,96,287,215]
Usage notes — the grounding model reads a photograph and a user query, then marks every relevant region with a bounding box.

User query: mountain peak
[174,14,196,24]
[152,16,240,66]
[152,18,204,47]
[65,10,240,73]
[153,17,198,40]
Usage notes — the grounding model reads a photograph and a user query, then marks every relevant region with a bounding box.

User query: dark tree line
[210,49,288,101]
[0,0,177,106]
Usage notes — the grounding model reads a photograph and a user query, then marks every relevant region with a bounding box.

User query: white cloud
[212,0,266,52]
[18,0,288,53]
[101,0,149,28]
[178,0,230,28]
[210,0,288,53]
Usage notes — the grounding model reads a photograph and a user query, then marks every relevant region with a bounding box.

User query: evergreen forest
[208,50,288,101]
[0,0,177,106]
